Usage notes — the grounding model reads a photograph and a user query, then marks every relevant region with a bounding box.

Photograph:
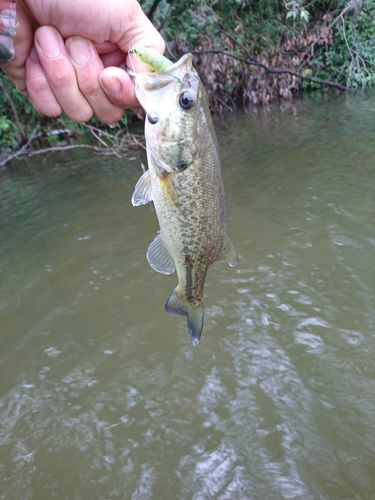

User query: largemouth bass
[129,48,239,345]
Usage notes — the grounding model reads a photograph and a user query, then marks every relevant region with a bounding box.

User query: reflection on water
[1,93,375,499]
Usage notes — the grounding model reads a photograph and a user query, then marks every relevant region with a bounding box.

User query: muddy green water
[1,94,375,499]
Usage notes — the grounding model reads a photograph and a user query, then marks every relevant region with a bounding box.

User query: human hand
[2,0,164,124]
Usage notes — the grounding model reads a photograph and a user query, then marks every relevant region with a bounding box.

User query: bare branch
[26,144,115,157]
[191,49,352,92]
[328,0,362,30]
[0,126,39,167]
[199,73,235,113]
[211,23,258,63]
[131,135,146,150]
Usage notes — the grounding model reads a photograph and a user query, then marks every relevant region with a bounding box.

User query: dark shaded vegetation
[1,0,374,164]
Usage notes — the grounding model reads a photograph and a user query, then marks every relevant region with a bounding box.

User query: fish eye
[178,91,195,111]
[147,111,159,124]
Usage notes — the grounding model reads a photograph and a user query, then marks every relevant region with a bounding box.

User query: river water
[1,93,375,499]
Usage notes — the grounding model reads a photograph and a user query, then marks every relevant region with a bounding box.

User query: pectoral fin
[220,236,239,267]
[147,232,176,274]
[132,170,152,206]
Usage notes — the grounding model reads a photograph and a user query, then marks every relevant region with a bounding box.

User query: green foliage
[0,115,13,133]
[141,0,290,50]
[338,3,375,87]
[301,1,375,88]
[0,71,133,157]
[1,0,375,156]
[286,6,309,22]
[0,72,40,149]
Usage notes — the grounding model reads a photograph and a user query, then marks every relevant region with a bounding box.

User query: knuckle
[28,72,52,96]
[79,79,99,99]
[49,71,71,89]
[45,62,75,90]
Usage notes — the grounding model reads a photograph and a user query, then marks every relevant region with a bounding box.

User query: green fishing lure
[129,44,173,72]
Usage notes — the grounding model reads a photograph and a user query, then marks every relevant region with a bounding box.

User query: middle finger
[34,26,94,122]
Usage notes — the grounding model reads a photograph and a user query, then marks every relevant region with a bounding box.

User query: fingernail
[67,37,91,65]
[101,76,122,96]
[29,46,39,63]
[35,26,62,58]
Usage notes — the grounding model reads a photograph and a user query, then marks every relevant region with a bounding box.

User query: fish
[128,47,239,345]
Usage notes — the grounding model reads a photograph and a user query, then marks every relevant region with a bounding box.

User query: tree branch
[328,0,362,30]
[211,23,258,63]
[26,144,115,157]
[191,49,352,92]
[0,125,39,168]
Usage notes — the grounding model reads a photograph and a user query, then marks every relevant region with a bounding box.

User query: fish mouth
[127,53,193,80]
[127,53,195,105]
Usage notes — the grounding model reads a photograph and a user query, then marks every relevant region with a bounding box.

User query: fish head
[129,53,211,174]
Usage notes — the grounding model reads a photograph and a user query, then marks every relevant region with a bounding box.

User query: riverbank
[1,0,374,163]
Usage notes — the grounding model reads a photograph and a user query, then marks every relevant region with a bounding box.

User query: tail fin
[165,287,204,346]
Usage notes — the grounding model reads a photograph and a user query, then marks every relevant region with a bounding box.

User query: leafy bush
[0,74,34,148]
[327,2,375,87]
